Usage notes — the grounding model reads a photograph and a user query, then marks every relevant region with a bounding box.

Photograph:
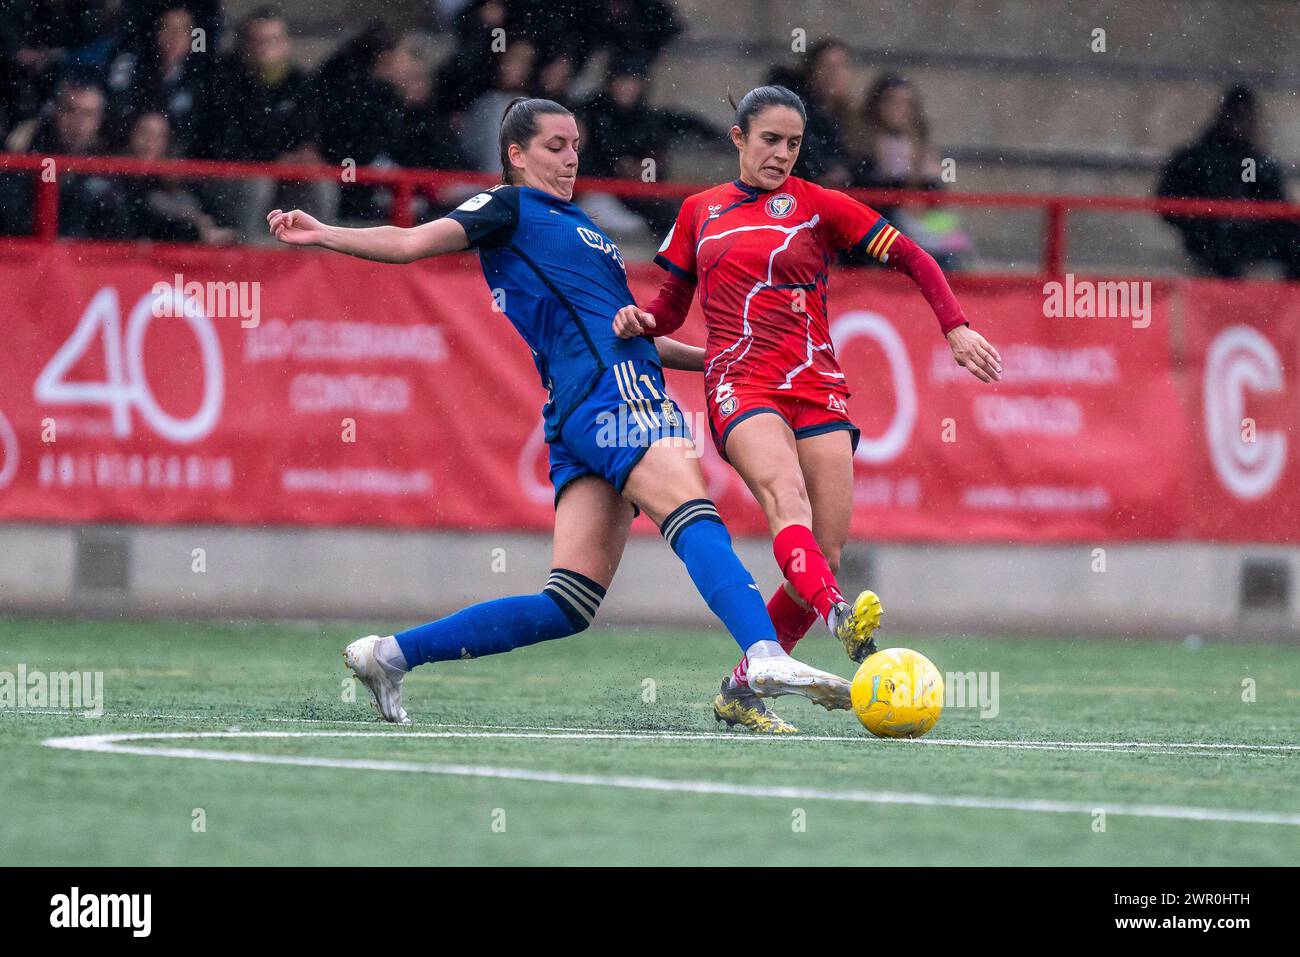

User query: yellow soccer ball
[851,648,944,738]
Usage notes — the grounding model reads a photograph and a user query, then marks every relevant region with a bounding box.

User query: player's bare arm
[267,208,470,263]
[655,337,705,371]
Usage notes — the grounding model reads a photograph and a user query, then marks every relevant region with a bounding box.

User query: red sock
[773,524,843,621]
[768,583,820,653]
[729,580,825,688]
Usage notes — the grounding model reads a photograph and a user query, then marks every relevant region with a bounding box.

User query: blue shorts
[549,358,692,507]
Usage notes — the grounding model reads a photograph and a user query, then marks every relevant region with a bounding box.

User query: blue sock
[394,569,605,667]
[660,499,776,653]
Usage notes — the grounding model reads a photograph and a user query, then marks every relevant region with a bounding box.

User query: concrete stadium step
[672,0,1296,79]
[649,51,1299,168]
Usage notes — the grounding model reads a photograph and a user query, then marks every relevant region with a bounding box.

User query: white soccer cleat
[343,635,411,725]
[746,654,852,711]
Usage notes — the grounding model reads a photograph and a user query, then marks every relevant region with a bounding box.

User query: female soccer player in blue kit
[268,98,854,727]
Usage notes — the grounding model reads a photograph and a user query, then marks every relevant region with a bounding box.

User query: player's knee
[542,568,606,634]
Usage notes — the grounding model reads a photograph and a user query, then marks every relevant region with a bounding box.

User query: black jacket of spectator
[1158,100,1299,279]
[1158,129,1290,209]
[599,0,681,79]
[581,90,664,178]
[396,100,472,172]
[580,87,716,179]
[313,31,469,220]
[197,54,319,161]
[121,175,201,241]
[315,68,402,168]
[10,115,132,238]
[794,98,852,185]
[106,47,212,155]
[436,0,681,115]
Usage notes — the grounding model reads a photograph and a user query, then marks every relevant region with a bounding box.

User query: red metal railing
[3,152,1298,277]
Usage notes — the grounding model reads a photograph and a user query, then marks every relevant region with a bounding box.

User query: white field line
[11,707,1300,755]
[41,730,1300,827]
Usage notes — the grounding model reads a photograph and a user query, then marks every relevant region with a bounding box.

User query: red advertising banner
[1178,279,1300,542]
[0,244,1295,541]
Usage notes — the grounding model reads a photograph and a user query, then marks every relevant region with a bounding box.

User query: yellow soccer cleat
[832,589,884,664]
[713,679,798,734]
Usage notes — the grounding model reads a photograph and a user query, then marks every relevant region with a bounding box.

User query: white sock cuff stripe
[661,499,722,547]
[543,569,606,624]
[547,572,603,608]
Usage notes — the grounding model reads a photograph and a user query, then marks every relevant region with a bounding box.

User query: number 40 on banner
[34,287,225,444]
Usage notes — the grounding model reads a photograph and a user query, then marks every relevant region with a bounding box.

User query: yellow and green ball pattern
[851,648,944,738]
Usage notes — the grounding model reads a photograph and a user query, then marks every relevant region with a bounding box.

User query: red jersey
[654,176,897,399]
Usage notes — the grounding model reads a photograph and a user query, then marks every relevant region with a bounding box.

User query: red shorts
[706,380,860,460]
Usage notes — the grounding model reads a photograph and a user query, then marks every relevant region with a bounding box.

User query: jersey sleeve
[818,185,902,263]
[443,185,520,249]
[653,195,699,283]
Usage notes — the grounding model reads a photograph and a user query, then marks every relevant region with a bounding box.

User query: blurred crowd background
[0,0,1296,276]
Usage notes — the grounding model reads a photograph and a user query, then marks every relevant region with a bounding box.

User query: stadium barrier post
[1043,202,1067,278]
[393,180,416,228]
[34,173,59,242]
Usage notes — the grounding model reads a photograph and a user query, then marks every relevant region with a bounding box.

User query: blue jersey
[444,184,660,440]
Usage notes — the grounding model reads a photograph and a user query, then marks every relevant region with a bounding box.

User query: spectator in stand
[578,66,718,235]
[120,110,233,242]
[315,23,470,221]
[434,0,515,119]
[788,39,855,188]
[105,5,212,155]
[848,72,943,190]
[512,0,600,81]
[198,6,335,241]
[598,0,682,80]
[0,79,130,238]
[314,23,411,221]
[386,35,475,219]
[528,0,681,83]
[4,0,115,129]
[434,1,588,120]
[845,71,968,268]
[435,0,680,119]
[461,38,536,173]
[1158,84,1300,280]
[535,53,578,110]
[117,0,224,57]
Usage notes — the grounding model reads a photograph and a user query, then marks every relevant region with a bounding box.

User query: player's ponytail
[498,97,573,184]
[730,85,807,134]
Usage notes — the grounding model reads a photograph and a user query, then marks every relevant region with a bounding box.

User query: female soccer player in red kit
[614,85,1003,733]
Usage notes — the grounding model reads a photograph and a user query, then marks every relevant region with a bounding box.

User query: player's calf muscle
[751,478,813,533]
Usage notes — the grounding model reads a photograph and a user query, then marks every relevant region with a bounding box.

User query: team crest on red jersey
[765,193,796,219]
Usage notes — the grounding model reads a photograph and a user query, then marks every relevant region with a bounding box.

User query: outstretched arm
[656,337,705,372]
[612,271,696,339]
[825,186,1002,383]
[885,231,1003,383]
[267,209,470,263]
